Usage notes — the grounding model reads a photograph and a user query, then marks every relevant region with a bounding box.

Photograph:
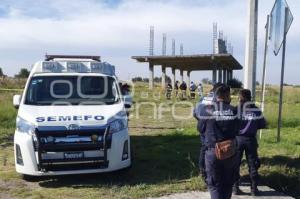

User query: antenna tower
[162,33,167,56]
[149,26,154,56]
[172,39,176,56]
[213,23,218,54]
[180,43,183,55]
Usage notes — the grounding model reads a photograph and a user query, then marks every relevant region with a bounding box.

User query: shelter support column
[229,70,233,80]
[172,68,176,88]
[180,69,184,83]
[161,65,166,89]
[223,69,227,84]
[218,69,222,83]
[226,70,230,81]
[212,69,217,84]
[149,63,154,89]
[187,71,191,88]
[227,70,232,81]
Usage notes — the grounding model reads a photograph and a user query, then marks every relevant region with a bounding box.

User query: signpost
[268,0,293,142]
[259,15,270,139]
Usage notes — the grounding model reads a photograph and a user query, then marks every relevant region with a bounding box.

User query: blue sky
[0,0,299,85]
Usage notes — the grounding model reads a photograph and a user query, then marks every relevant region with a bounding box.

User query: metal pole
[259,15,270,139]
[277,7,289,142]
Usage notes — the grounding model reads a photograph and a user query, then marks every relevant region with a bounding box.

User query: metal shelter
[132,53,243,89]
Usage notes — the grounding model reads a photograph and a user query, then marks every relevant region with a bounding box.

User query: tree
[132,77,143,82]
[142,78,149,82]
[0,67,4,77]
[202,78,212,85]
[154,77,161,82]
[227,78,243,88]
[15,68,30,78]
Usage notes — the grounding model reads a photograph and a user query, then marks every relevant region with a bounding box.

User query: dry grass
[0,80,299,198]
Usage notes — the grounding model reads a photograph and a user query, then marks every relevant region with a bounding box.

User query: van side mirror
[13,95,21,109]
[123,95,132,109]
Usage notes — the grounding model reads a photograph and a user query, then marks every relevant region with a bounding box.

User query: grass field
[0,80,299,199]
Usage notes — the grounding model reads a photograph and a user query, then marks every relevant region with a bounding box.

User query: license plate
[64,152,84,159]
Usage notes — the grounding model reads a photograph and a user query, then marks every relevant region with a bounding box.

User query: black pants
[166,90,172,99]
[199,134,206,178]
[190,90,196,99]
[235,136,260,184]
[205,148,238,199]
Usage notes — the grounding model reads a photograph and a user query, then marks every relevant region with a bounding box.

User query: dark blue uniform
[235,103,266,189]
[194,93,215,179]
[194,102,207,179]
[199,101,239,199]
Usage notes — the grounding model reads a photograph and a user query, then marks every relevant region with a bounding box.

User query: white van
[13,55,131,179]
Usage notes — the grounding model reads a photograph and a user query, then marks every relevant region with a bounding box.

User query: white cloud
[0,0,299,84]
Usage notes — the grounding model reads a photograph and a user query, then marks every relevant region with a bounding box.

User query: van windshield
[25,75,120,105]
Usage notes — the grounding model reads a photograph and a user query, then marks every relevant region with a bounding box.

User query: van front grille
[34,126,110,171]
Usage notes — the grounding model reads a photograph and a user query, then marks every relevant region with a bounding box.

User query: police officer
[198,85,239,199]
[180,81,187,99]
[166,82,172,100]
[233,89,266,196]
[197,83,204,98]
[190,81,197,99]
[174,81,179,97]
[194,83,223,181]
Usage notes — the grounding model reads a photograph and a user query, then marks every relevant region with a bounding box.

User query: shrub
[202,78,212,85]
[0,67,4,77]
[15,68,30,78]
[227,78,243,88]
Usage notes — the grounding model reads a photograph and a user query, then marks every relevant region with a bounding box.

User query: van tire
[22,174,38,182]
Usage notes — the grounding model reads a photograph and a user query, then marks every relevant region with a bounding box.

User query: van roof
[30,56,115,76]
[45,55,101,62]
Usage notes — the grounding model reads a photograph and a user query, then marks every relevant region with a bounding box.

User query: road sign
[268,0,294,142]
[269,0,293,55]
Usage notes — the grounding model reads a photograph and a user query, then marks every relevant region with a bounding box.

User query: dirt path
[149,185,294,199]
[0,179,39,199]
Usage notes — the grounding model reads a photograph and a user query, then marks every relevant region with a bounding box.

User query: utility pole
[244,0,258,101]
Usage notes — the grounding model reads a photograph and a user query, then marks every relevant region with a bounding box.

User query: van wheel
[22,174,38,182]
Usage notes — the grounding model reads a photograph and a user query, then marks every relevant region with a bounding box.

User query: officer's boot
[251,181,259,196]
[232,182,242,195]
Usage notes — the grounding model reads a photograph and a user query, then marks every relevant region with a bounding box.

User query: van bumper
[14,129,131,176]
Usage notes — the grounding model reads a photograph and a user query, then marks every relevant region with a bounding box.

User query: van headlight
[16,117,36,135]
[109,118,127,134]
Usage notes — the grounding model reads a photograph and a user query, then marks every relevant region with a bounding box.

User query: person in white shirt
[190,81,197,99]
[197,83,203,98]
